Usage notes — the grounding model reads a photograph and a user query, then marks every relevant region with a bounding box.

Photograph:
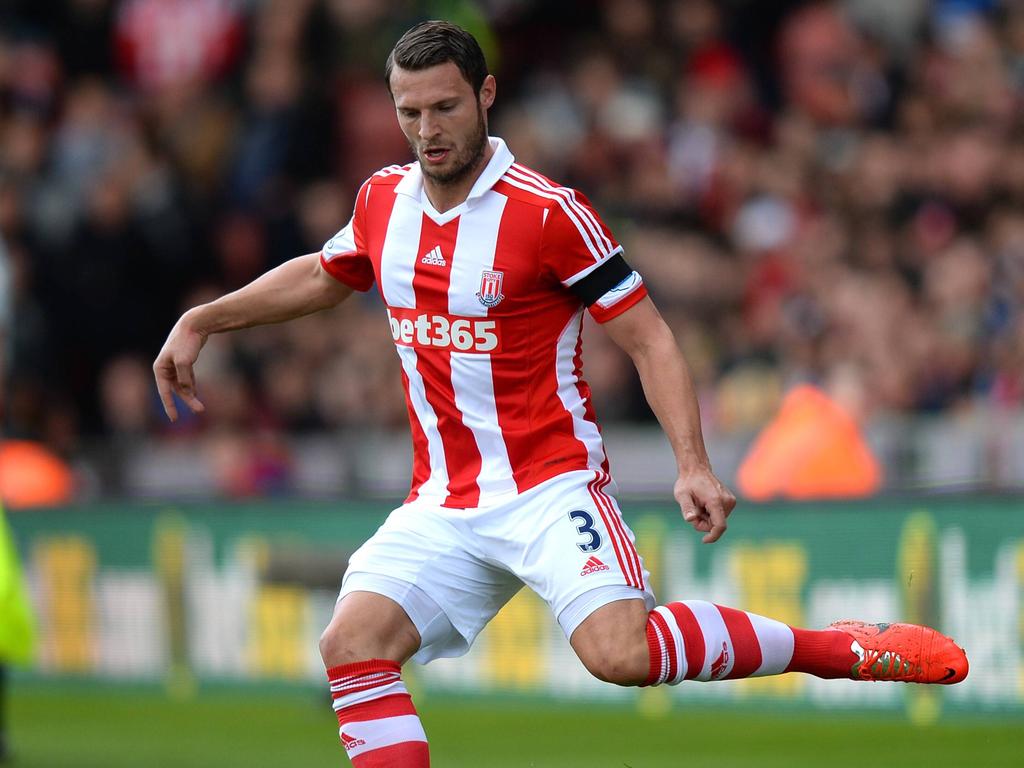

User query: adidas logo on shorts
[581,556,610,576]
[420,245,447,267]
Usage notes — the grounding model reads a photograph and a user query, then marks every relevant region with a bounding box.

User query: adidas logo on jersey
[580,556,610,576]
[420,245,446,266]
[340,731,366,751]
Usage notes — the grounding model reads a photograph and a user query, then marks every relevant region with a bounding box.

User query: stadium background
[1,0,1022,765]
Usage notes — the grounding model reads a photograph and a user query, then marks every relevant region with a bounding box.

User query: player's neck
[422,143,495,214]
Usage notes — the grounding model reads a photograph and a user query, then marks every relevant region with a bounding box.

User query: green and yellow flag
[0,503,35,664]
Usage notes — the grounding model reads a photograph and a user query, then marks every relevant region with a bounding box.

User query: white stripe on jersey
[448,192,516,502]
[396,345,450,500]
[448,193,506,317]
[340,714,427,759]
[500,171,607,264]
[507,165,610,253]
[508,163,615,254]
[379,197,424,308]
[554,311,606,469]
[450,356,516,501]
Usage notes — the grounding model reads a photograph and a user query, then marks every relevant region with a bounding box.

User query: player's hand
[153,313,208,422]
[674,465,736,544]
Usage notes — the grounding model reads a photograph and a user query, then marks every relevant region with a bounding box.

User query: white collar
[394,136,515,205]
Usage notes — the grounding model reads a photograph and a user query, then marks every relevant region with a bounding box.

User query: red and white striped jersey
[320,138,647,508]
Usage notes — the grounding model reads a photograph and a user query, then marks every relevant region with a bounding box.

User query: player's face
[390,62,496,185]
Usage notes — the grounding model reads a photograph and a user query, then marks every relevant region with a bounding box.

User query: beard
[416,107,489,186]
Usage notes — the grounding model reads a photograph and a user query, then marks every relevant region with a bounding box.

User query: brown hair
[385,21,489,94]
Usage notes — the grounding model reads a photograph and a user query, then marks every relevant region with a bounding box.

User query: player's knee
[318,621,353,666]
[318,617,378,667]
[572,600,650,686]
[318,609,419,668]
[581,651,643,688]
[580,645,648,686]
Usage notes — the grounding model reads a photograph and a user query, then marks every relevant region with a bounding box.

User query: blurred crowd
[1,0,1023,497]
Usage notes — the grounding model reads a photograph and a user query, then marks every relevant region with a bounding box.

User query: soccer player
[154,21,968,767]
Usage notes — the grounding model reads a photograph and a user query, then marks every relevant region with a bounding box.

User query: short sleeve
[320,180,375,292]
[539,189,624,287]
[538,188,647,322]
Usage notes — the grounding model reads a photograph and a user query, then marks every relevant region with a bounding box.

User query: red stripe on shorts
[587,474,634,588]
[593,472,644,588]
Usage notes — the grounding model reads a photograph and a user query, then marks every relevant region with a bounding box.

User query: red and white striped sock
[327,659,430,767]
[644,601,856,685]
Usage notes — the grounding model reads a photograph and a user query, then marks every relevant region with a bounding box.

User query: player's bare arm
[601,296,736,543]
[154,253,354,422]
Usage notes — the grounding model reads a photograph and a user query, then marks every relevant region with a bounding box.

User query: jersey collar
[394,136,515,206]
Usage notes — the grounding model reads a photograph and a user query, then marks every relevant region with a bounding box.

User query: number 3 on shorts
[568,510,602,553]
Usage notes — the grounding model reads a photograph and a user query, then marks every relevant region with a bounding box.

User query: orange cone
[737,385,882,500]
[0,440,75,508]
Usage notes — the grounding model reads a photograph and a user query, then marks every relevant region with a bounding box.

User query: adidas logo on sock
[580,555,610,576]
[710,642,730,679]
[420,245,447,266]
[340,731,366,751]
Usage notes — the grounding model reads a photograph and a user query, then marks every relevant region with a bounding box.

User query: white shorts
[339,469,655,663]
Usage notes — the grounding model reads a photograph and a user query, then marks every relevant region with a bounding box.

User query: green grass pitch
[7,685,1020,767]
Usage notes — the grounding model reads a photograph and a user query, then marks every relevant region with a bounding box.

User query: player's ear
[478,74,496,110]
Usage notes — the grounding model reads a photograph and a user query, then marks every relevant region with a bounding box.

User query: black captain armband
[569,252,635,306]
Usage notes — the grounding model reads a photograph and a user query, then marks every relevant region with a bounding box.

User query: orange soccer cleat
[828,620,969,684]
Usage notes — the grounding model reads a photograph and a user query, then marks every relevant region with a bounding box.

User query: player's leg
[322,501,523,767]
[321,591,421,665]
[570,592,968,687]
[523,471,967,688]
[319,592,429,768]
[567,598,649,684]
[570,596,850,685]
